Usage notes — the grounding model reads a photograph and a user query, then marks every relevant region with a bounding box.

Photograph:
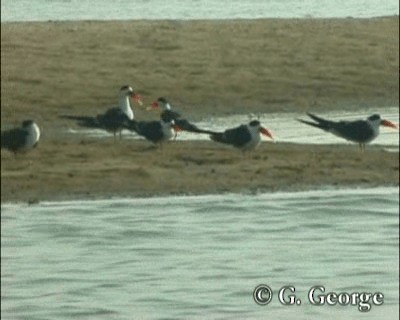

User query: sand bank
[1,17,399,202]
[1,139,398,203]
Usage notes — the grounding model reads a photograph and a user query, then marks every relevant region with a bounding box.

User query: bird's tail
[60,115,99,128]
[297,119,327,130]
[297,113,333,130]
[175,119,219,135]
[209,132,229,144]
[307,113,332,126]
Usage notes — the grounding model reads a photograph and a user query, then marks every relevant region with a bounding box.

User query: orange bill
[132,93,143,106]
[260,127,274,140]
[381,119,398,129]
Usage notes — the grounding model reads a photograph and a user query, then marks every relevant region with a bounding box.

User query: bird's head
[249,120,274,140]
[119,85,143,106]
[150,97,169,111]
[368,114,397,129]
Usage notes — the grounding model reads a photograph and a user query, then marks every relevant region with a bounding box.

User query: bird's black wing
[330,120,375,143]
[97,108,130,131]
[130,120,164,144]
[210,125,251,147]
[1,128,28,151]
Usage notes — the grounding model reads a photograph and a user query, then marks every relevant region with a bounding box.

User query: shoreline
[1,14,399,23]
[2,184,399,205]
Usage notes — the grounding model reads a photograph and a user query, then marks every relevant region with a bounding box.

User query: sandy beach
[1,138,398,203]
[1,17,399,202]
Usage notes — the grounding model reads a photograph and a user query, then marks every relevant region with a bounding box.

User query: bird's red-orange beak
[260,127,274,140]
[381,119,398,129]
[132,93,143,106]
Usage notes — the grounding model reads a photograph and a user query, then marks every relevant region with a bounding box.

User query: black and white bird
[298,113,397,150]
[1,120,41,155]
[124,119,180,146]
[210,120,274,151]
[150,97,216,135]
[61,85,143,139]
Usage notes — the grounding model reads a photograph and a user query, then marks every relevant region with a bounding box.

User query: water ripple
[1,187,398,319]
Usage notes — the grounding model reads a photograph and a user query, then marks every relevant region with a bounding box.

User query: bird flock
[1,85,398,155]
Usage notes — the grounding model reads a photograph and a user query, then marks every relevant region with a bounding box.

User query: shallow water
[1,0,399,22]
[2,187,399,319]
[68,107,400,151]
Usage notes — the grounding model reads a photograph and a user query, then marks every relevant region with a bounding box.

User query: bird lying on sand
[124,118,181,147]
[150,97,217,136]
[209,120,274,151]
[1,120,41,155]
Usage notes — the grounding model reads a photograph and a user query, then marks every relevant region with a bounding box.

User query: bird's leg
[119,130,122,140]
[158,142,165,154]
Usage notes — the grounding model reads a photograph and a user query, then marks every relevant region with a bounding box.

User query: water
[68,106,400,151]
[1,0,399,22]
[2,187,399,319]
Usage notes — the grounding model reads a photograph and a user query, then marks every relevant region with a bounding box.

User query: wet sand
[1,138,399,203]
[1,17,399,202]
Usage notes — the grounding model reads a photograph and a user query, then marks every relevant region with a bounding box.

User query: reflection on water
[1,187,399,319]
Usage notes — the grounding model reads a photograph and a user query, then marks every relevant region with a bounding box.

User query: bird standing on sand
[297,113,397,150]
[210,120,274,151]
[124,118,181,147]
[150,97,217,135]
[1,120,41,155]
[61,85,143,140]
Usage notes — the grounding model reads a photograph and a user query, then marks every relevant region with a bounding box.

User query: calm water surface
[2,187,399,319]
[1,0,399,22]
